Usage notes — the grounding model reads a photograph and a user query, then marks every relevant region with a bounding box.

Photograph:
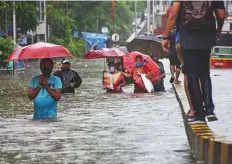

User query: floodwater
[0,59,194,164]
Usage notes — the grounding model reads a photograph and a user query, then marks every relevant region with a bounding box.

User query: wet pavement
[207,69,232,139]
[0,59,194,163]
[173,68,232,141]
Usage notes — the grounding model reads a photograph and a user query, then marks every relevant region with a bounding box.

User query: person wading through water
[123,55,153,93]
[151,52,166,92]
[28,58,62,119]
[103,62,126,93]
[53,58,82,93]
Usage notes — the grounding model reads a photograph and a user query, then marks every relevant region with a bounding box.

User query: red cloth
[133,75,147,93]
[134,83,147,93]
[122,51,160,82]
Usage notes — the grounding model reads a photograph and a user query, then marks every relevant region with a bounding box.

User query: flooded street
[0,60,194,164]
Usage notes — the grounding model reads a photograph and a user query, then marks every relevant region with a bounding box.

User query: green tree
[65,1,144,44]
[46,1,145,56]
[0,1,37,35]
[46,2,86,57]
[0,37,14,67]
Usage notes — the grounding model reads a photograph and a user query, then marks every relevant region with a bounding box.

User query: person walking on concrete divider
[167,3,181,85]
[168,2,195,121]
[176,30,195,121]
[162,1,226,123]
[168,27,181,84]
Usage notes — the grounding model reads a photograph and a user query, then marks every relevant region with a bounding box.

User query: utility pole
[135,0,137,37]
[40,1,42,21]
[44,0,47,42]
[13,1,16,75]
[160,0,162,12]
[96,20,99,33]
[13,2,16,49]
[152,0,155,35]
[147,0,150,36]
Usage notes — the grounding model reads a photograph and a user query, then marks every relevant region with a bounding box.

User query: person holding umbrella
[123,55,153,93]
[28,58,62,119]
[6,42,73,119]
[53,58,82,93]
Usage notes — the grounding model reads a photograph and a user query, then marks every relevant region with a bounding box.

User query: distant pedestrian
[53,58,82,93]
[151,52,166,92]
[168,27,181,84]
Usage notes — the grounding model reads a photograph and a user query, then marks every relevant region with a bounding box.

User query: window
[214,47,232,55]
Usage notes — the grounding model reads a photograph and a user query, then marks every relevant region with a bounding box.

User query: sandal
[175,80,181,84]
[186,109,195,117]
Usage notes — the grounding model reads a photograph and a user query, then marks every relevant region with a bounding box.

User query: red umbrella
[83,48,125,59]
[122,51,160,82]
[7,42,72,61]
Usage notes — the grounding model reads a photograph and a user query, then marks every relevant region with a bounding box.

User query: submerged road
[0,59,194,164]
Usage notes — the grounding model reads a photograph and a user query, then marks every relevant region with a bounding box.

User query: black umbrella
[126,35,169,59]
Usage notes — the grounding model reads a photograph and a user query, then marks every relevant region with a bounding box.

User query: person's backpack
[182,1,213,30]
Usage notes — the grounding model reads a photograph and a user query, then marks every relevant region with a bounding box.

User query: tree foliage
[66,1,145,43]
[0,1,145,57]
[0,1,37,34]
[0,37,14,67]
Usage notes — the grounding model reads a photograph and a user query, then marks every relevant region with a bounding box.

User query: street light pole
[13,2,16,48]
[40,0,42,21]
[44,0,47,42]
[152,0,155,35]
[135,0,137,37]
[147,0,150,36]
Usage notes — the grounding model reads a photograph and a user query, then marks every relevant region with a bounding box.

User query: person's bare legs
[175,67,181,84]
[169,65,175,83]
[176,43,194,116]
[176,43,184,67]
[184,75,195,116]
[170,65,175,78]
[176,68,180,80]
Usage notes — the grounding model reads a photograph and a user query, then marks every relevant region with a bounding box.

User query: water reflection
[0,60,194,163]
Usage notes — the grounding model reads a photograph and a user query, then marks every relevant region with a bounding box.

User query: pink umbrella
[83,48,125,59]
[7,42,72,61]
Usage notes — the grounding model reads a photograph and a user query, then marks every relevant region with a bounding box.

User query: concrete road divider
[173,83,232,164]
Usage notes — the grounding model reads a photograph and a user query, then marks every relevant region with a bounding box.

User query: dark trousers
[182,47,214,119]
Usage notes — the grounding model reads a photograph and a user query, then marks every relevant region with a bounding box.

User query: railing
[126,20,147,43]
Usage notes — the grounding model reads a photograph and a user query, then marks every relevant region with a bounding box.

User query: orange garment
[103,71,126,93]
